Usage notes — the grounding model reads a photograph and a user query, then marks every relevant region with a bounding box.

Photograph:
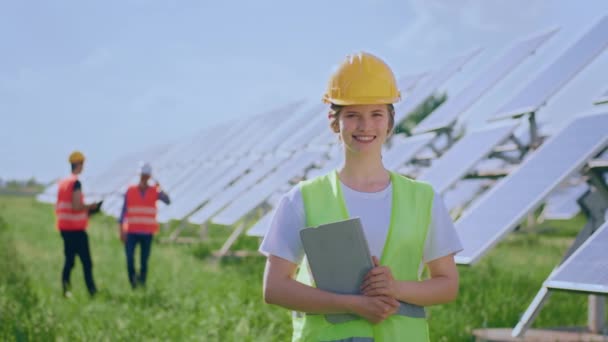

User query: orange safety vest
[123,185,159,234]
[56,175,88,231]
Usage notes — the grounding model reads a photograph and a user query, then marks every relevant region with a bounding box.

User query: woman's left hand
[361,256,397,298]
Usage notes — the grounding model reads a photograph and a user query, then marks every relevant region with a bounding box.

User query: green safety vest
[293,170,434,342]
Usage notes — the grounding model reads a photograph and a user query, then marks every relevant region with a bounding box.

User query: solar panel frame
[455,111,608,265]
[280,114,327,152]
[211,151,324,226]
[157,161,246,222]
[594,87,608,105]
[307,155,343,180]
[186,155,289,224]
[417,122,520,194]
[398,72,428,94]
[443,179,487,213]
[394,48,482,124]
[545,221,608,294]
[253,102,324,154]
[210,118,264,162]
[541,183,589,220]
[413,29,558,134]
[170,156,286,221]
[382,133,435,171]
[493,16,608,120]
[246,210,274,237]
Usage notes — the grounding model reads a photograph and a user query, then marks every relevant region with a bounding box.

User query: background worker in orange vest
[118,162,170,289]
[55,151,103,297]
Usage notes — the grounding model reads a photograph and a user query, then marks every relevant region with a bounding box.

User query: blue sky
[1,0,608,182]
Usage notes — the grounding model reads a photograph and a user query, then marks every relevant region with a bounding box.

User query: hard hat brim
[323,95,401,106]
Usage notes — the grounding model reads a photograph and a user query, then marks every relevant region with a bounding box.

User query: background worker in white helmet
[260,52,463,341]
[118,162,170,289]
[55,151,103,297]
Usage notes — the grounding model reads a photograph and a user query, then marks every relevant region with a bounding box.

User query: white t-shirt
[260,180,463,266]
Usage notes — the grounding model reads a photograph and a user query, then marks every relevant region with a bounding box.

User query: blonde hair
[328,104,395,135]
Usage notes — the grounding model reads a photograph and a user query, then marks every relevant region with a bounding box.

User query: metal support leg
[588,295,606,333]
[528,112,540,150]
[169,221,186,241]
[199,222,208,241]
[512,287,552,337]
[512,180,608,337]
[217,223,246,258]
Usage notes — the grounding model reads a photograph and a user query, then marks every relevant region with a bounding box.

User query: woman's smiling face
[338,104,391,154]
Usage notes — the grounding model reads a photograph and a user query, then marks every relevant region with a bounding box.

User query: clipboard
[299,217,427,324]
[300,217,373,324]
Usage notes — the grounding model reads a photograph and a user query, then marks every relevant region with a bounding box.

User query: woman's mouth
[353,135,376,143]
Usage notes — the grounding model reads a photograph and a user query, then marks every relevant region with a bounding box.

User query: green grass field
[0,195,596,341]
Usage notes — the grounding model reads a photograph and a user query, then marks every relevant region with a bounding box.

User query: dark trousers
[60,230,97,295]
[125,233,153,288]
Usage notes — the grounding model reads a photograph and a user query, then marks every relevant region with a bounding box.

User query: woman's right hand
[118,225,126,243]
[351,295,400,324]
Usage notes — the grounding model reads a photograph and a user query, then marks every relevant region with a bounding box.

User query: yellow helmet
[68,151,85,164]
[323,52,401,105]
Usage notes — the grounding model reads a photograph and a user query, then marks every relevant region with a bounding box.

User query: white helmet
[139,162,152,176]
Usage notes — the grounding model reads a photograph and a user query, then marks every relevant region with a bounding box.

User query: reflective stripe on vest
[56,202,75,209]
[55,175,88,231]
[56,212,89,221]
[125,216,157,225]
[127,206,157,215]
[293,171,434,342]
[124,185,159,234]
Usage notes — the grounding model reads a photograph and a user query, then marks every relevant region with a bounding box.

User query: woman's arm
[264,255,400,323]
[361,254,459,306]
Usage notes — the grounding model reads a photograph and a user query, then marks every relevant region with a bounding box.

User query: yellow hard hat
[323,52,401,105]
[68,151,85,164]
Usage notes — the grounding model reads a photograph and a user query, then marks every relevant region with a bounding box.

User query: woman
[261,52,462,341]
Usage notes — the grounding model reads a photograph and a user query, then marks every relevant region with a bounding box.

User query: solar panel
[383,133,435,171]
[36,182,58,204]
[545,221,608,294]
[541,182,589,220]
[227,114,280,158]
[417,122,520,194]
[398,72,428,94]
[149,126,224,170]
[413,29,557,134]
[158,126,219,165]
[394,48,482,123]
[246,211,274,237]
[156,164,202,195]
[280,114,328,152]
[309,127,338,147]
[307,155,343,180]
[230,102,305,158]
[157,161,244,222]
[512,220,608,337]
[455,112,608,265]
[170,156,289,221]
[493,16,608,120]
[253,102,325,154]
[442,179,486,214]
[212,150,324,226]
[165,164,216,199]
[210,118,266,162]
[186,156,288,224]
[594,87,608,105]
[102,193,126,218]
